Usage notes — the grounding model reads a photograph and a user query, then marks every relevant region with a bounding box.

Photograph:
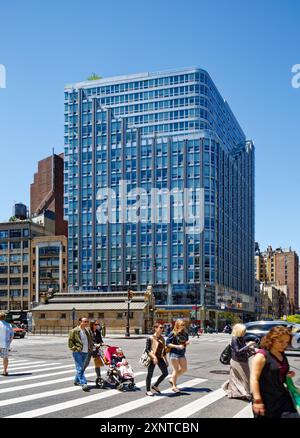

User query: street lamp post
[125,290,133,337]
[72,307,76,328]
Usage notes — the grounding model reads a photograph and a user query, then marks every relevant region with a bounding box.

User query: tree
[282,315,300,324]
[87,73,102,81]
[218,311,242,325]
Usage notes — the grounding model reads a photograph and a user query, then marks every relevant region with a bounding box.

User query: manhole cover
[209,370,230,375]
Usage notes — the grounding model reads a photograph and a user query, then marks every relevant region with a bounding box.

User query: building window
[40,313,46,319]
[117,313,123,319]
[88,313,94,319]
[60,313,67,319]
[98,313,104,319]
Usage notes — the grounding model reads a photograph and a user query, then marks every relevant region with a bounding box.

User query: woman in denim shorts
[166,319,190,392]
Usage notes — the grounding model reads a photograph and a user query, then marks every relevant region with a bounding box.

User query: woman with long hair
[89,320,105,381]
[251,326,299,418]
[222,323,256,400]
[144,322,169,396]
[166,319,190,392]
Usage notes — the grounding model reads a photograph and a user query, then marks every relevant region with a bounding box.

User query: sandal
[171,387,181,393]
[151,385,161,394]
[2,372,8,376]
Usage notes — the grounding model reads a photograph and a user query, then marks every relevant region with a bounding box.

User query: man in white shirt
[0,312,14,376]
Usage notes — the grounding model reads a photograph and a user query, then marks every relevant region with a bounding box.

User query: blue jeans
[72,352,89,385]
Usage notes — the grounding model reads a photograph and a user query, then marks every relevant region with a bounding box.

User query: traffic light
[127,289,133,300]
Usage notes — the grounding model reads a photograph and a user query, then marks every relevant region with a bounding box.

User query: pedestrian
[166,319,190,392]
[250,326,300,418]
[166,324,172,336]
[68,316,94,392]
[88,320,105,381]
[145,322,169,396]
[222,323,256,400]
[223,323,232,334]
[0,312,14,376]
[101,321,106,337]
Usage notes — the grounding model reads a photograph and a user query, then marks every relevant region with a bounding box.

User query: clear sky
[0,0,299,255]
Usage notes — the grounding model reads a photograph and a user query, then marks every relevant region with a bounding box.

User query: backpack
[219,343,232,365]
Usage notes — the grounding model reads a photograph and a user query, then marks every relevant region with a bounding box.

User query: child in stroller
[97,346,135,391]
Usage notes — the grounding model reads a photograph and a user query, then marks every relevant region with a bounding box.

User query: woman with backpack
[144,322,169,396]
[166,319,190,392]
[222,323,256,400]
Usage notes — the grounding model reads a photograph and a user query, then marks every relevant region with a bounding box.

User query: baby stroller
[96,346,135,391]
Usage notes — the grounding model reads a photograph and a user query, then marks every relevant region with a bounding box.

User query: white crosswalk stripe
[233,404,253,418]
[6,362,59,371]
[0,365,75,385]
[0,367,95,394]
[6,372,148,418]
[0,358,253,419]
[162,388,225,417]
[86,378,206,418]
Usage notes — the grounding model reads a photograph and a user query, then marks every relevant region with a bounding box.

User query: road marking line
[6,362,57,371]
[0,371,147,407]
[86,378,206,418]
[5,372,148,418]
[162,388,225,418]
[6,360,30,364]
[233,404,253,418]
[0,365,76,385]
[0,366,95,394]
[3,363,66,374]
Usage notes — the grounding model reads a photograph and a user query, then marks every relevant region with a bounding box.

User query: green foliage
[281,315,300,324]
[87,73,102,81]
[9,216,17,222]
[218,311,242,325]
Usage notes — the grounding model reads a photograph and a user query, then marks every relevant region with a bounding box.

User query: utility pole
[125,289,133,337]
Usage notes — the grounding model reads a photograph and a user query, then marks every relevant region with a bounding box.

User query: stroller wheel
[128,382,135,390]
[117,383,124,391]
[95,377,105,389]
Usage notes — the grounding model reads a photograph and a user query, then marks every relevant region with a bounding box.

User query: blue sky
[0,0,299,254]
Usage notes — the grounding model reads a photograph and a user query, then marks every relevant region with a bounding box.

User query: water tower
[13,203,28,220]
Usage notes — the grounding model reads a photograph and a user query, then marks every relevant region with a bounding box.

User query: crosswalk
[190,334,231,343]
[0,357,253,418]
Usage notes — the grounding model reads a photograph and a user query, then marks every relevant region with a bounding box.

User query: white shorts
[0,348,9,359]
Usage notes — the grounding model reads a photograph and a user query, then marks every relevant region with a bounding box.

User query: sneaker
[82,384,90,392]
[73,382,81,386]
[145,391,154,396]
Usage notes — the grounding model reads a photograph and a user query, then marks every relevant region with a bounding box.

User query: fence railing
[28,326,73,336]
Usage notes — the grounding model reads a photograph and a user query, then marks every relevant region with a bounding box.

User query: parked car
[12,323,26,338]
[244,320,300,351]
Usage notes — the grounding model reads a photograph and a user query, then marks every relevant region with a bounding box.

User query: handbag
[286,376,300,414]
[219,343,232,365]
[139,349,151,368]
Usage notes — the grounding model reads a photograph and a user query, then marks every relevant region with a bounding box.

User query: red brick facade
[31,153,68,237]
[275,251,299,314]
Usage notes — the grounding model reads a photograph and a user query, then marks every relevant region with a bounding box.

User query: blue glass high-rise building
[64,68,254,314]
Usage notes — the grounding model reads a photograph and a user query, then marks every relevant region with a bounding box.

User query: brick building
[255,244,299,313]
[30,152,68,236]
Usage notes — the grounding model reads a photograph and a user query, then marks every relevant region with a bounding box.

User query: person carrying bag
[144,322,169,396]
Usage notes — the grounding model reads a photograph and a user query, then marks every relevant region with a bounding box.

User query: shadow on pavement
[1,373,32,377]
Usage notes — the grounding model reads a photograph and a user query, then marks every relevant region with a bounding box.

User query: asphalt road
[1,333,299,419]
